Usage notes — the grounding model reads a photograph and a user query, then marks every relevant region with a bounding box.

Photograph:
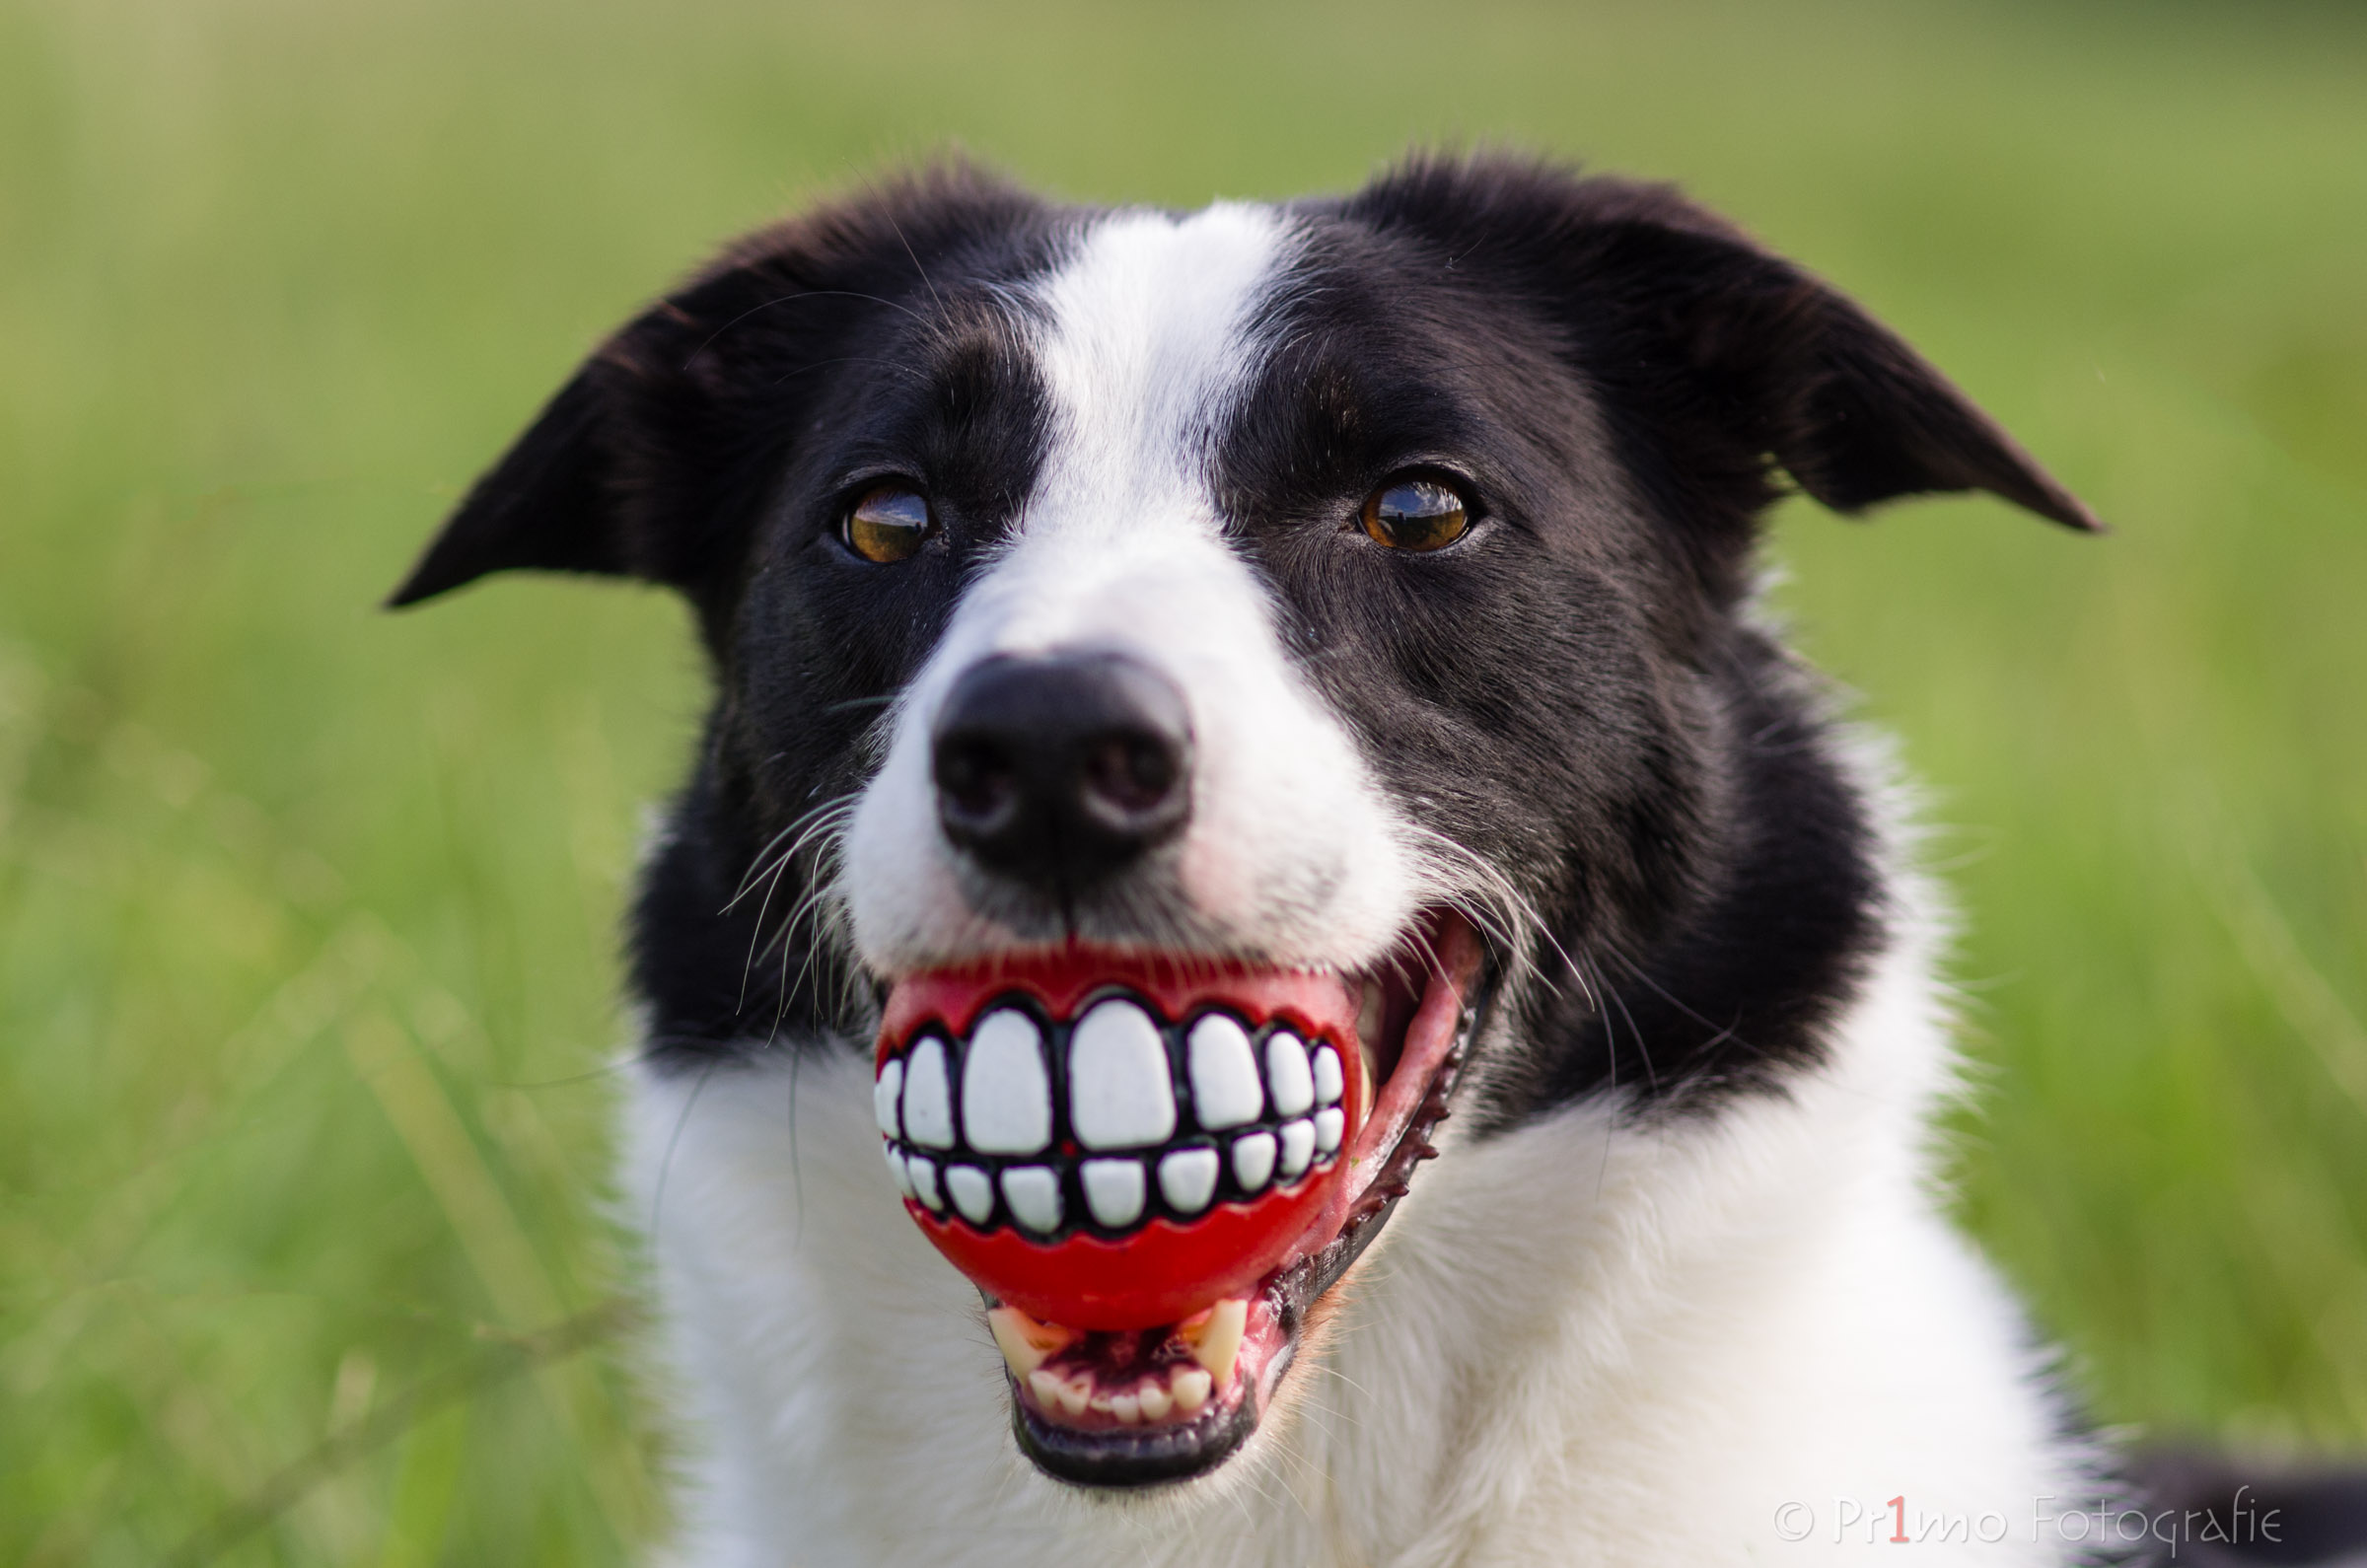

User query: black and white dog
[391,155,2137,1564]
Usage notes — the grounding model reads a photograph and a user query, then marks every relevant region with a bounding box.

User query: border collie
[391,155,2138,1564]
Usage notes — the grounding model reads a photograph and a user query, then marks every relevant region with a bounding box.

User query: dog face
[393,156,2091,1488]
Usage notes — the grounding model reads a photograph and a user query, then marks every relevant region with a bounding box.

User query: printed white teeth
[946,1164,994,1226]
[1067,999,1177,1149]
[900,1037,956,1149]
[1157,1147,1220,1215]
[1181,1298,1247,1386]
[1185,1014,1264,1129]
[961,1008,1052,1154]
[1000,1165,1062,1233]
[1080,1158,1145,1228]
[1264,1030,1315,1117]
[880,988,1356,1234]
[1170,1366,1212,1414]
[1232,1130,1276,1193]
[1278,1117,1315,1179]
[1310,1043,1343,1107]
[907,1154,943,1212]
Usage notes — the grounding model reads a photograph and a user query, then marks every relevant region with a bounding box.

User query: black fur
[391,154,2091,1122]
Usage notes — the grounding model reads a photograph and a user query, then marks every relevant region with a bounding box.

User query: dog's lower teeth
[1180,1298,1247,1385]
[994,1297,1250,1427]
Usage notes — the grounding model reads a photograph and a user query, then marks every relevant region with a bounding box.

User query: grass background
[3,0,2364,1560]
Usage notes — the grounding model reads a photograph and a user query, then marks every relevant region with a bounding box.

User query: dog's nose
[931,651,1193,891]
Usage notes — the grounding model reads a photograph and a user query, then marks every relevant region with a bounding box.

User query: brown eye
[844,486,933,563]
[1360,478,1470,552]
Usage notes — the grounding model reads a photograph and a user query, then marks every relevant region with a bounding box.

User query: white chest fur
[621,893,2103,1567]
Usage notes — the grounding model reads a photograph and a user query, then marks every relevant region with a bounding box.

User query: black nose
[931,651,1194,892]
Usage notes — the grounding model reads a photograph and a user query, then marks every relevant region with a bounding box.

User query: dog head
[393,155,2091,1487]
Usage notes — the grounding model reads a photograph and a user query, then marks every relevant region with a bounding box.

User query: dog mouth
[873,912,1484,1486]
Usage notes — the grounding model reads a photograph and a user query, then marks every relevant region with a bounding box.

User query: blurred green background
[3,0,2363,1561]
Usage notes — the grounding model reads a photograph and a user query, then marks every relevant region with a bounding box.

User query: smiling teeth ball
[875,947,1366,1331]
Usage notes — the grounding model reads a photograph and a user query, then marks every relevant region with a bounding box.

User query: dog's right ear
[388,162,1041,610]
[385,267,782,609]
[386,363,629,606]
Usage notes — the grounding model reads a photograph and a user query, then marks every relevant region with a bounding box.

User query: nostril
[935,735,1021,832]
[1078,733,1184,823]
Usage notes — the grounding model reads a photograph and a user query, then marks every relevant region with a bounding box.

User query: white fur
[625,835,2104,1565]
[841,205,1419,976]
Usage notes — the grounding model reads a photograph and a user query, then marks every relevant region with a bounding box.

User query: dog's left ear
[1345,156,2099,535]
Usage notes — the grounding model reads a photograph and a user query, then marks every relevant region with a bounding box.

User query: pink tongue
[876,947,1365,1329]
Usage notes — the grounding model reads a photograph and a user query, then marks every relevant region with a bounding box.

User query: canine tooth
[1278,1117,1315,1178]
[1314,1105,1344,1155]
[1080,1158,1146,1228]
[1000,1166,1063,1234]
[961,1008,1051,1154]
[1185,1013,1263,1129]
[900,1036,956,1149]
[907,1154,943,1212]
[1136,1380,1172,1420]
[945,1164,994,1225]
[987,1306,1077,1380]
[1264,1030,1315,1117]
[1231,1130,1276,1194]
[1180,1298,1246,1386]
[1170,1366,1212,1414]
[1157,1147,1220,1215]
[1068,999,1177,1149]
[883,1142,914,1199]
[1310,1043,1343,1106]
[1110,1390,1141,1424]
[874,1058,904,1138]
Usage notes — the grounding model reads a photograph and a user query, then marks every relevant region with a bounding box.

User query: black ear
[386,367,627,606]
[388,161,1044,609]
[384,267,785,610]
[1344,156,2100,535]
